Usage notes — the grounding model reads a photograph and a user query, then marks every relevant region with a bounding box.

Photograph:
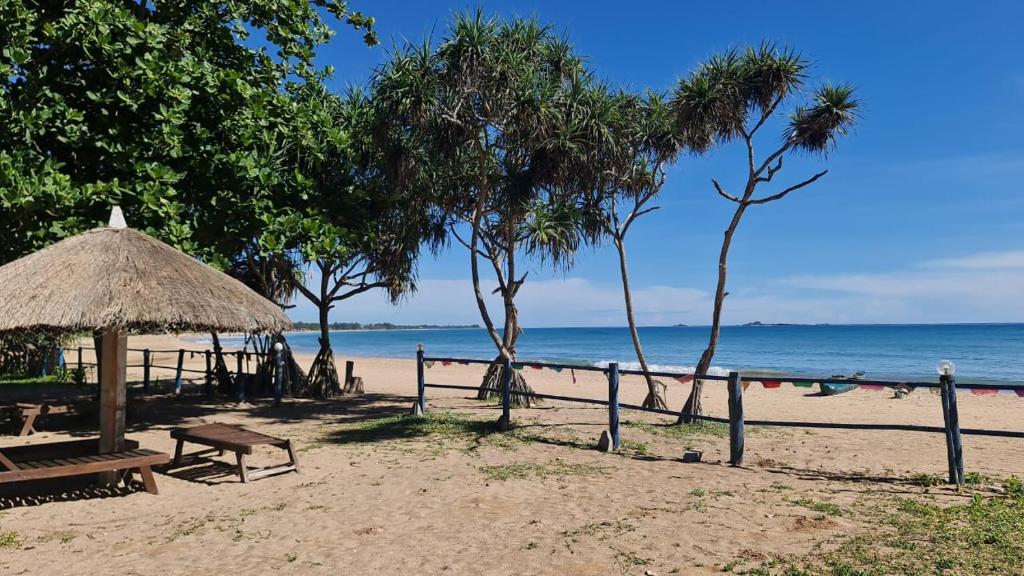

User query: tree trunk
[614,237,667,409]
[210,332,232,394]
[679,201,748,422]
[305,300,340,398]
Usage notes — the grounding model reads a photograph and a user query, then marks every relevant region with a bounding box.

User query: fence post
[204,349,213,396]
[728,371,745,466]
[273,342,284,407]
[498,357,513,431]
[608,362,621,451]
[142,349,151,392]
[77,347,83,373]
[415,345,426,415]
[235,351,245,403]
[939,374,964,484]
[174,349,185,395]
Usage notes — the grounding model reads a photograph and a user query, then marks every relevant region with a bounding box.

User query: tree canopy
[0,0,376,265]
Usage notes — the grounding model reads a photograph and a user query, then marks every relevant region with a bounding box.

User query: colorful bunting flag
[792,381,814,388]
[761,380,782,389]
[742,381,751,391]
[674,375,694,385]
[1016,388,1024,398]
[512,362,525,370]
[457,361,470,366]
[858,384,886,392]
[441,360,452,366]
[970,387,999,396]
[530,363,544,370]
[424,361,435,369]
[551,366,564,373]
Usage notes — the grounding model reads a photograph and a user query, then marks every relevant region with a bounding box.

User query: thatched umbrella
[0,208,291,455]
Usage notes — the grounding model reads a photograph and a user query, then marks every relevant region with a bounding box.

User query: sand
[1,333,1022,575]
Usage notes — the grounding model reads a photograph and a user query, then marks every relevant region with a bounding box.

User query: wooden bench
[0,438,169,494]
[170,423,298,483]
[2,402,83,436]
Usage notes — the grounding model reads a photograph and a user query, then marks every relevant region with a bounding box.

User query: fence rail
[416,348,1024,485]
[58,345,284,403]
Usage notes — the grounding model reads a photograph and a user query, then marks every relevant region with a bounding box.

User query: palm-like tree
[373,11,612,408]
[669,44,860,419]
[596,91,681,409]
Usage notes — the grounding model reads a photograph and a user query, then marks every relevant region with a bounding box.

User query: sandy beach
[1,333,1022,575]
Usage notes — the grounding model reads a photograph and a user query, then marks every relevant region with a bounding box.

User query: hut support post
[939,374,964,484]
[204,350,213,396]
[728,371,745,466]
[142,349,151,392]
[415,345,426,415]
[235,351,245,403]
[608,363,621,451]
[98,330,127,484]
[174,349,185,394]
[77,347,83,374]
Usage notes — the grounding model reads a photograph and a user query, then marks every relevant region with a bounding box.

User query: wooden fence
[67,346,283,404]
[415,346,1024,485]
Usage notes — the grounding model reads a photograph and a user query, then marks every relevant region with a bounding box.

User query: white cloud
[290,249,1024,327]
[920,250,1024,270]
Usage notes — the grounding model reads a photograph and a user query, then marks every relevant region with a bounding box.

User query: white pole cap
[108,206,128,229]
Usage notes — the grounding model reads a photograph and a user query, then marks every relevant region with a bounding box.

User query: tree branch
[712,179,742,203]
[756,157,783,184]
[748,170,829,205]
[331,281,390,303]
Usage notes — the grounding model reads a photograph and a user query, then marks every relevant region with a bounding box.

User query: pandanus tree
[283,86,445,398]
[373,12,611,406]
[227,244,308,395]
[670,44,860,419]
[597,91,681,409]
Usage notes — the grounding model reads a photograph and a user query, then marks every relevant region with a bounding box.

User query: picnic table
[2,402,87,436]
[170,423,299,483]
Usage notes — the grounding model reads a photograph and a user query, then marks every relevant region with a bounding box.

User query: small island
[289,321,480,332]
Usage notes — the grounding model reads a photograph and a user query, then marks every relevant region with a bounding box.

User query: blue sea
[208,324,1024,385]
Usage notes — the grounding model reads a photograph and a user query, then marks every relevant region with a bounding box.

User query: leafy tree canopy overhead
[0,0,376,265]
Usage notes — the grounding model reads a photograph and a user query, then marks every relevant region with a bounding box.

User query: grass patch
[0,374,62,386]
[332,412,494,445]
[909,472,944,488]
[624,419,732,439]
[479,460,607,481]
[789,477,1024,575]
[0,530,19,548]
[791,497,845,517]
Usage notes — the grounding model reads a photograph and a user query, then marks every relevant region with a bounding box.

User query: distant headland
[288,322,480,332]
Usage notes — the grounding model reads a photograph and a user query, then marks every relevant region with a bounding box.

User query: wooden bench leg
[172,438,184,466]
[18,413,37,436]
[286,440,300,472]
[138,465,159,494]
[236,452,250,483]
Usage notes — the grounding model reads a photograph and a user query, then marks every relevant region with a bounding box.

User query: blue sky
[290,0,1024,327]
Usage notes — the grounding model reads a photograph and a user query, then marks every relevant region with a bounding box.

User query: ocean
[207,324,1024,385]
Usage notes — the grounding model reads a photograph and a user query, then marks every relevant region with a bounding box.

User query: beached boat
[821,372,865,396]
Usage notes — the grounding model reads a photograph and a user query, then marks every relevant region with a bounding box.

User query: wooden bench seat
[171,423,298,483]
[0,438,169,494]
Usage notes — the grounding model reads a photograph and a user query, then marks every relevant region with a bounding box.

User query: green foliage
[0,0,375,265]
[372,10,620,354]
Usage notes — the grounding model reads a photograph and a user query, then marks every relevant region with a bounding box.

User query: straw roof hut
[0,208,291,455]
